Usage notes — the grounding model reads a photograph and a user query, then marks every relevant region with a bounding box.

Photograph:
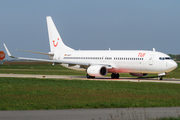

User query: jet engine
[87,65,108,77]
[130,73,148,76]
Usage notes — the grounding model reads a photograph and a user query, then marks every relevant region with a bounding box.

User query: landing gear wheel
[158,76,163,80]
[111,73,115,79]
[87,74,95,79]
[116,73,119,79]
[111,73,119,79]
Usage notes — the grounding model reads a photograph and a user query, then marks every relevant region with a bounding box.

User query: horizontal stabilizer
[16,49,54,56]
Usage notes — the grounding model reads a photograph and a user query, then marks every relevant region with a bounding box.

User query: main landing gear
[86,74,95,79]
[111,73,119,79]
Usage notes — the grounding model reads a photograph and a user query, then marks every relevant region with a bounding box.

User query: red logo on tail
[53,38,59,47]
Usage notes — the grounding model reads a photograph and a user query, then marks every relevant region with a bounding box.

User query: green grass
[0,62,180,78]
[154,117,180,120]
[167,63,180,79]
[1,77,180,110]
[0,64,86,75]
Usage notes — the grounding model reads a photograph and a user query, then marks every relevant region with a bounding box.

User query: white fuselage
[53,50,177,74]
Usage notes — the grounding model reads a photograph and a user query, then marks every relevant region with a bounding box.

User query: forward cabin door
[149,55,154,65]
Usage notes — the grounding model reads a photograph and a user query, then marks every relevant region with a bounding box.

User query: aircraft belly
[109,61,164,74]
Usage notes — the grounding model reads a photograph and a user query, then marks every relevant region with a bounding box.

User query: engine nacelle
[87,65,108,77]
[130,73,148,76]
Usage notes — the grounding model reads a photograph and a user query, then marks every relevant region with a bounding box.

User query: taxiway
[0,107,180,120]
[0,73,180,84]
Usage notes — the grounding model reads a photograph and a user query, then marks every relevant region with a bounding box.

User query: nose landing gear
[158,76,163,80]
[158,73,167,80]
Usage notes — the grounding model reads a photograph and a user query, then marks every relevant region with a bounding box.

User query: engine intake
[87,65,108,77]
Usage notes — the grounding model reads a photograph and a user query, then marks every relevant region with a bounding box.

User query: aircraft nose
[168,60,178,71]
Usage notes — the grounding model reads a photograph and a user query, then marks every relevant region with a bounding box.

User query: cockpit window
[165,57,171,60]
[159,57,172,60]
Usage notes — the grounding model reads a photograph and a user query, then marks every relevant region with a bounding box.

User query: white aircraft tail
[46,16,74,53]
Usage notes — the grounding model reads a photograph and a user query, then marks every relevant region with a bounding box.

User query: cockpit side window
[159,57,172,60]
[165,57,171,60]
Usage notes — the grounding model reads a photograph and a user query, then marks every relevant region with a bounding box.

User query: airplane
[3,16,178,80]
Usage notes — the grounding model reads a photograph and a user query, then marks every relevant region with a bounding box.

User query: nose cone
[167,60,178,72]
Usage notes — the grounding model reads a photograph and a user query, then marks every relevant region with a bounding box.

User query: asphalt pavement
[0,107,180,120]
[0,73,180,84]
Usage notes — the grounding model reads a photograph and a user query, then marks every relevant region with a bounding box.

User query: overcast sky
[1,0,180,60]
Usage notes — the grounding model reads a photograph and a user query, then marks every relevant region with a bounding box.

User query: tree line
[168,54,180,61]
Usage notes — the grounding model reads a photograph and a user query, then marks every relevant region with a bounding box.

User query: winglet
[3,43,16,58]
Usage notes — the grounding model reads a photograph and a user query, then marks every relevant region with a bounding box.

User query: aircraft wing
[3,43,90,66]
[5,44,116,70]
[12,56,113,69]
[16,56,112,69]
[17,57,90,66]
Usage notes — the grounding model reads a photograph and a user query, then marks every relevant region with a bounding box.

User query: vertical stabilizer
[46,16,74,52]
